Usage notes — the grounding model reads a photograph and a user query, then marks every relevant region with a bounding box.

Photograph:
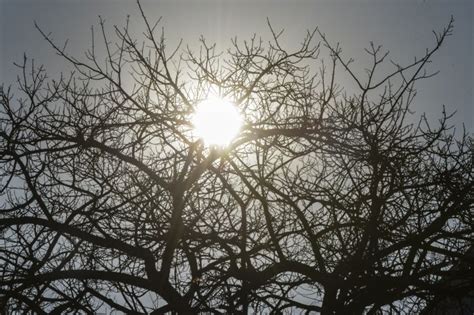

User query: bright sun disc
[192,98,242,146]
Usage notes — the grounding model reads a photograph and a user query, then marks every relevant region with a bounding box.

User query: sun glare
[191,98,242,146]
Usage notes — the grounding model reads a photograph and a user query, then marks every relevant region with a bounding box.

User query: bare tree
[0,3,472,314]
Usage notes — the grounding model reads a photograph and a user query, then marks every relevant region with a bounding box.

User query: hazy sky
[1,0,472,132]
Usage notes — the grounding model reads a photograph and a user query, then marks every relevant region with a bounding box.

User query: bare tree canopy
[0,3,472,314]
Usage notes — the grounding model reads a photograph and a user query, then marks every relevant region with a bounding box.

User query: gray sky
[1,0,472,132]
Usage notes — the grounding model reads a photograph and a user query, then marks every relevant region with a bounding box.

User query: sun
[191,97,242,146]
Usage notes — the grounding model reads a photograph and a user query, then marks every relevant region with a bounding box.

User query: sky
[0,0,472,133]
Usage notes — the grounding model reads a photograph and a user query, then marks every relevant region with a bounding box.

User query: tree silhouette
[1,4,472,314]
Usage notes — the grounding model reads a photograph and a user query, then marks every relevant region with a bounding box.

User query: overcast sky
[1,0,472,132]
